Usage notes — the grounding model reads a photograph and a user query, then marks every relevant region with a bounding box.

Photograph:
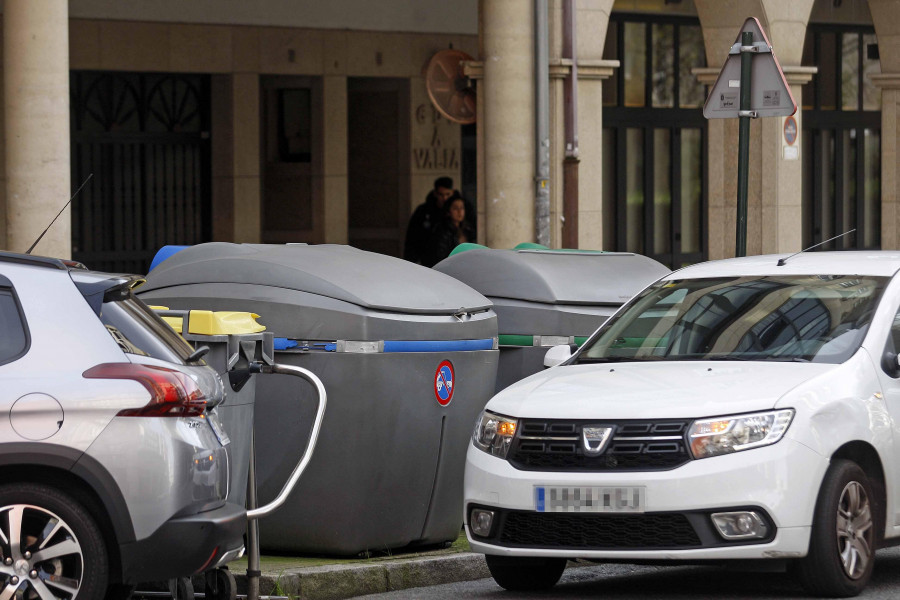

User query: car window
[99,291,197,363]
[577,275,887,364]
[0,288,28,365]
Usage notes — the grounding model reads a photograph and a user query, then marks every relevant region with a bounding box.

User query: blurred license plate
[534,486,645,513]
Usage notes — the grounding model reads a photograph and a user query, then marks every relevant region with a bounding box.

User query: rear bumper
[119,501,246,583]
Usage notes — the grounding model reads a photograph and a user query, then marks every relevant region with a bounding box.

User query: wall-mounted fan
[425,49,476,125]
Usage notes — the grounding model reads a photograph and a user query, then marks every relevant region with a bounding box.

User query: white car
[465,251,900,598]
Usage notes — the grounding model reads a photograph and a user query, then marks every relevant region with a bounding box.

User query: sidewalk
[220,534,489,600]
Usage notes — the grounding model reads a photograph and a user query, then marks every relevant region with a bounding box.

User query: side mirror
[883,351,900,378]
[544,344,573,368]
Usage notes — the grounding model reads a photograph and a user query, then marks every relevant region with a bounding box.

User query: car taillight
[83,363,207,417]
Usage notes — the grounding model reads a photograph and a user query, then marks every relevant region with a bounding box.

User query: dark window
[603,14,707,268]
[801,25,881,250]
[0,289,28,365]
[70,71,212,273]
[99,292,196,363]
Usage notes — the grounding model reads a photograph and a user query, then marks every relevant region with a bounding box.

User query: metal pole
[534,0,550,246]
[246,431,261,600]
[735,30,753,257]
[562,0,580,249]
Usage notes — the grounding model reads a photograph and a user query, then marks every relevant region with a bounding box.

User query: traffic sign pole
[702,17,796,259]
[736,31,753,258]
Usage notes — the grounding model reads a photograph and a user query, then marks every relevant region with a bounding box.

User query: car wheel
[797,459,875,597]
[0,482,108,599]
[484,555,567,591]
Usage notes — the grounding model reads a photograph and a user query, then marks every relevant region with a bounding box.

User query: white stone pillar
[871,75,900,249]
[4,0,70,256]
[480,0,535,248]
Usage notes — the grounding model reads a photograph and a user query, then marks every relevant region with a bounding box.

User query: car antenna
[25,173,93,255]
[776,229,856,267]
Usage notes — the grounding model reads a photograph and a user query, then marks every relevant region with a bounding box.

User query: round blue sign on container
[434,360,455,406]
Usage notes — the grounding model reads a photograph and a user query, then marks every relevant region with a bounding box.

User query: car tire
[485,555,567,591]
[796,459,875,597]
[0,482,109,599]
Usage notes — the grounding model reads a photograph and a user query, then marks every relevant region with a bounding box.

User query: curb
[231,553,489,599]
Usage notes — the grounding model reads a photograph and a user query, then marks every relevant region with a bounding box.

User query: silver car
[0,251,244,599]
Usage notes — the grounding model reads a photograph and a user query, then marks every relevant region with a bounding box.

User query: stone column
[322,75,348,244]
[695,0,814,258]
[871,74,900,249]
[231,73,261,243]
[480,0,535,249]
[868,0,900,249]
[4,0,70,256]
[546,0,616,250]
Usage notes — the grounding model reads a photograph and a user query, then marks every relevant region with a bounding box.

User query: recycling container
[433,247,669,392]
[152,307,274,508]
[138,243,499,555]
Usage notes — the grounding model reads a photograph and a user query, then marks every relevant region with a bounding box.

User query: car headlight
[472,410,518,459]
[688,409,794,459]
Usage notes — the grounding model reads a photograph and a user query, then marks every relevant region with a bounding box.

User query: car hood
[486,361,837,420]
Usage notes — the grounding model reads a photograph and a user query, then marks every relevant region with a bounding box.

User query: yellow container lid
[151,307,266,335]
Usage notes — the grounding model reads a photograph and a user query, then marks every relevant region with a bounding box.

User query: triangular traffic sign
[703,17,796,119]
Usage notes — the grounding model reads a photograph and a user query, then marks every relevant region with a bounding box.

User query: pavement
[232,551,489,600]
[136,534,491,600]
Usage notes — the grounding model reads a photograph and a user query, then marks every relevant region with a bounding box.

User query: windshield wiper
[575,356,662,364]
[703,354,754,361]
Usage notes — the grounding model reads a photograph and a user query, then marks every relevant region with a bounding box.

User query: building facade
[0,0,897,272]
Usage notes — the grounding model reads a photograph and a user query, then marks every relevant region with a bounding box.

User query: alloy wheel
[836,480,873,580]
[0,503,84,599]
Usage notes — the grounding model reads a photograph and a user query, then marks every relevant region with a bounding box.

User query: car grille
[507,419,691,471]
[498,511,701,549]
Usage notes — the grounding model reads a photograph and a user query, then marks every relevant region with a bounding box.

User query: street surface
[357,547,900,599]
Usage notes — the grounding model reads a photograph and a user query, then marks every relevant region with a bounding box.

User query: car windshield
[575,275,887,364]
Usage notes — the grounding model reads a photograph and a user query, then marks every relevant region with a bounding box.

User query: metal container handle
[246,362,327,520]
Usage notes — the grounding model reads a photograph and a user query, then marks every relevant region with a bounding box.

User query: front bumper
[119,501,246,583]
[464,437,826,560]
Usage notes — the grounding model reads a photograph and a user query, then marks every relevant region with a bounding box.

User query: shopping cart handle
[246,362,327,520]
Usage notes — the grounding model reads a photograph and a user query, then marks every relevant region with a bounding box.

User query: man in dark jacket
[404,176,455,266]
[404,177,477,266]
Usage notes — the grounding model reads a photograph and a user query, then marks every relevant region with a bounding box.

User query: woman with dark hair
[432,193,476,264]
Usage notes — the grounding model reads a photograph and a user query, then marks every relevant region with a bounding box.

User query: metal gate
[70,71,211,273]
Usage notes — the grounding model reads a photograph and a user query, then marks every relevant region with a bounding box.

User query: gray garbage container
[138,243,499,555]
[433,247,669,392]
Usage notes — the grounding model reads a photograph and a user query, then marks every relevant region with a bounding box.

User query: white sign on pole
[702,17,797,119]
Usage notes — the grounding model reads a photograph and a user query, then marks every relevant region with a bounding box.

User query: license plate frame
[534,485,645,513]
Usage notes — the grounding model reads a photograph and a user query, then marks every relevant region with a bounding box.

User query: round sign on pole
[783,115,798,146]
[434,360,455,406]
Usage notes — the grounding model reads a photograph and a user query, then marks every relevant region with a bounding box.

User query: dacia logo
[582,426,614,456]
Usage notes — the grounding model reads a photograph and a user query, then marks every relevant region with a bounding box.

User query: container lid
[142,243,492,315]
[433,248,670,305]
[150,306,266,335]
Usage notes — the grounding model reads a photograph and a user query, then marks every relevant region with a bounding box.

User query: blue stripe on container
[382,339,494,353]
[273,339,495,353]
